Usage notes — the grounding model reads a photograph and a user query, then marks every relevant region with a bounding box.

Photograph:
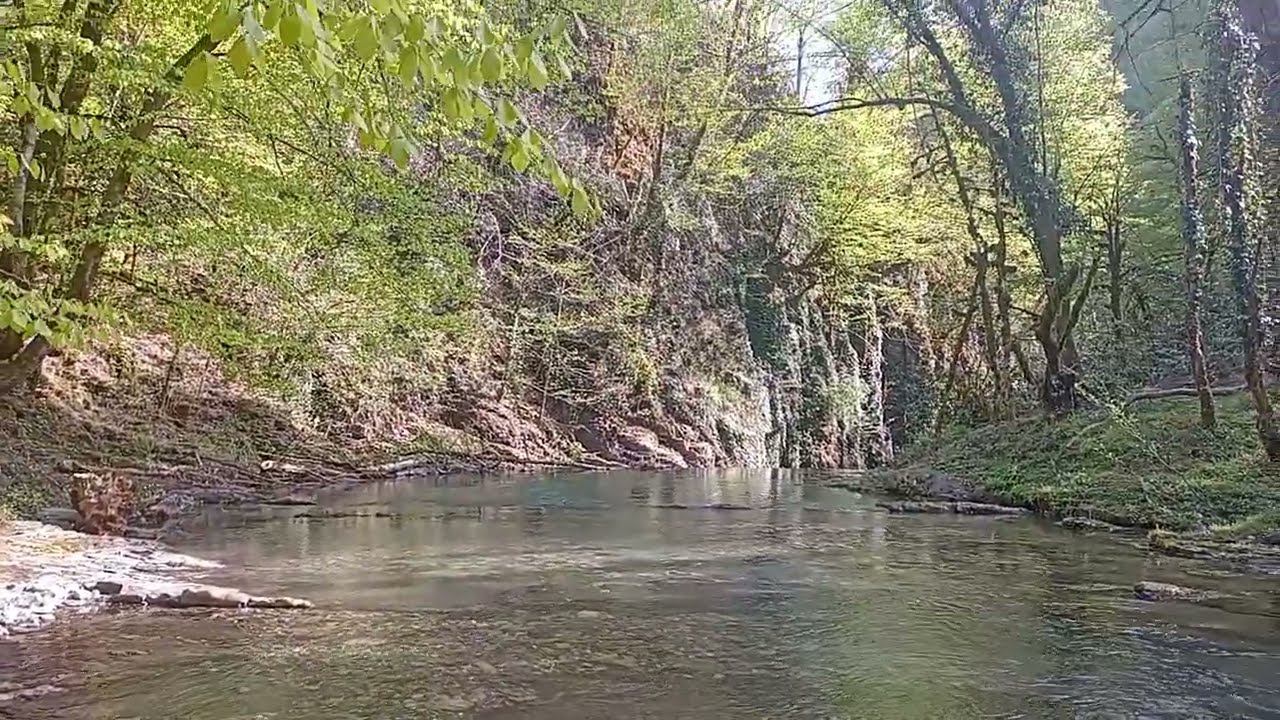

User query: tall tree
[883,0,1096,415]
[1214,0,1279,457]
[1176,74,1215,428]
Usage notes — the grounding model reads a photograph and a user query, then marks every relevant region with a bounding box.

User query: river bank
[832,394,1280,570]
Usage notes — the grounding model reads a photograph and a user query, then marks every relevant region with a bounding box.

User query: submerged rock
[877,500,1028,516]
[1134,581,1211,602]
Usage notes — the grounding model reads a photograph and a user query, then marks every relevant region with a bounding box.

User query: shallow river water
[4,470,1280,719]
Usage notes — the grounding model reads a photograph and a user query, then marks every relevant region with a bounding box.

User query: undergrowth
[906,395,1280,537]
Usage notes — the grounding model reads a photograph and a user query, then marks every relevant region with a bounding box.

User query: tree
[0,0,577,394]
[1176,74,1215,428]
[1212,0,1279,458]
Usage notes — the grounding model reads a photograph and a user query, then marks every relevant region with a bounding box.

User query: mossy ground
[904,395,1280,539]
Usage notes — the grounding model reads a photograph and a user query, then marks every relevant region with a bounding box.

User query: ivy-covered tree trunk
[1215,2,1280,459]
[862,294,892,466]
[1176,75,1216,429]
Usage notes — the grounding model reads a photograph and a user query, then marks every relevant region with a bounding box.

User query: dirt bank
[0,334,778,527]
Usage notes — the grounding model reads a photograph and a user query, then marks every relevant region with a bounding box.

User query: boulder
[89,580,123,596]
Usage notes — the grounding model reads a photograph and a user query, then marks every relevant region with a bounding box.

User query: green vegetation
[1,0,1278,541]
[905,395,1280,537]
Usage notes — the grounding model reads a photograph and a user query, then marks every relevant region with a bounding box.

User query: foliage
[0,0,583,396]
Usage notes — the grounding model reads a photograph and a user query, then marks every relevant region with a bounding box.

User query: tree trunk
[1216,2,1280,458]
[863,294,893,466]
[1176,74,1216,428]
[1104,170,1125,337]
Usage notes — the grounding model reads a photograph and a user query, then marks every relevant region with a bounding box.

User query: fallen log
[364,450,617,475]
[1124,384,1248,407]
[877,500,1029,516]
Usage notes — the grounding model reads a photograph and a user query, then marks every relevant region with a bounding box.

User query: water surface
[5,470,1279,718]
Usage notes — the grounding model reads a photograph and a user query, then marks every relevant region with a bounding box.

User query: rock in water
[106,583,313,609]
[1134,581,1208,602]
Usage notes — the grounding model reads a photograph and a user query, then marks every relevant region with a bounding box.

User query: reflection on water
[4,469,1280,719]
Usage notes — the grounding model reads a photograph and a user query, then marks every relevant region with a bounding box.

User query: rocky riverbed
[0,520,309,638]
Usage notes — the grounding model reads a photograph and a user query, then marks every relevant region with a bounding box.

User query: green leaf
[397,46,418,85]
[571,181,590,216]
[548,16,568,42]
[527,51,548,90]
[182,52,211,93]
[262,1,284,30]
[9,305,30,333]
[405,15,425,43]
[389,137,410,168]
[441,88,461,120]
[208,5,241,43]
[482,116,499,144]
[420,56,440,84]
[481,47,503,82]
[354,18,380,61]
[424,16,443,40]
[515,36,534,64]
[338,15,365,41]
[370,0,391,13]
[496,98,519,128]
[228,37,254,78]
[69,115,88,141]
[549,162,570,197]
[34,108,58,132]
[510,144,530,172]
[443,48,469,89]
[279,11,302,46]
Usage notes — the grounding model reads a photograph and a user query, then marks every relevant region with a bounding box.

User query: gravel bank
[0,520,221,637]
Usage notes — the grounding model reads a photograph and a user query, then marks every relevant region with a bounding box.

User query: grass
[903,395,1280,538]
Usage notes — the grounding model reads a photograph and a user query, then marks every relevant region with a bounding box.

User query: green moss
[906,395,1280,534]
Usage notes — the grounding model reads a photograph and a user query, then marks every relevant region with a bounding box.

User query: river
[3,469,1279,718]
